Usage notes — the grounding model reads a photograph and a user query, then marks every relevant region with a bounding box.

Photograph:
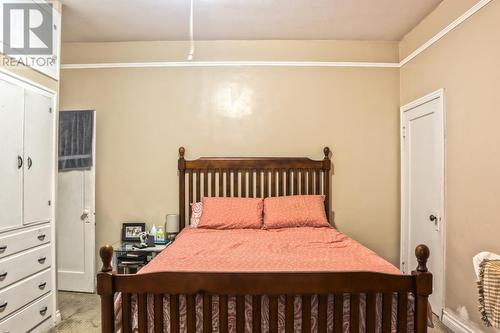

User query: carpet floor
[50,291,100,333]
[50,291,453,333]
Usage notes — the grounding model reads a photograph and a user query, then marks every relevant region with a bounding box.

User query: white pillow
[190,202,203,227]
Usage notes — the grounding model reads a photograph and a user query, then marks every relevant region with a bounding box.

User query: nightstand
[113,242,171,274]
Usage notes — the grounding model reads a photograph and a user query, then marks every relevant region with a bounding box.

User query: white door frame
[400,88,446,315]
[88,110,96,291]
[90,110,96,289]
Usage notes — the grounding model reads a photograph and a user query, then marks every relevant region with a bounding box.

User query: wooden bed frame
[97,147,432,333]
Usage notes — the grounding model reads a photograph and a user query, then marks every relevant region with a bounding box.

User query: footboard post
[412,245,433,333]
[97,245,115,333]
[178,146,186,230]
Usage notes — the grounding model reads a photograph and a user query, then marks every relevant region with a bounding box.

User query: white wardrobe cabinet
[0,73,56,332]
[0,81,54,231]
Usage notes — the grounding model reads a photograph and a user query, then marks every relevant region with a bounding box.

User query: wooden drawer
[0,244,51,289]
[0,224,50,259]
[0,292,52,333]
[0,269,51,320]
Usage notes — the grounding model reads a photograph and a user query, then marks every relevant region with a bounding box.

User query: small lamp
[165,214,180,240]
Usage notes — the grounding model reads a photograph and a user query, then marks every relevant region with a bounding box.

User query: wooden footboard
[97,244,432,333]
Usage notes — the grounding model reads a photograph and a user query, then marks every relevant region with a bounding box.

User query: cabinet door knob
[38,282,47,290]
[0,301,7,312]
[38,234,46,241]
[38,257,47,264]
[0,272,7,281]
[17,155,23,169]
[39,306,48,316]
[0,246,6,253]
[27,157,33,169]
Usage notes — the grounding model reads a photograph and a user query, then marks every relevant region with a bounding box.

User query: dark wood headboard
[178,147,332,230]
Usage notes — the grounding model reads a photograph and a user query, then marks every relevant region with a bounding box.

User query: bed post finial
[99,245,114,273]
[323,147,331,160]
[179,146,185,159]
[97,245,115,332]
[415,244,430,272]
[413,244,432,333]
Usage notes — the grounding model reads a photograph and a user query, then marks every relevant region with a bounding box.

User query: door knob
[81,209,90,221]
[429,214,437,222]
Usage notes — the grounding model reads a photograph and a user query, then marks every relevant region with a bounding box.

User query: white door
[23,90,54,225]
[401,90,445,315]
[57,111,96,292]
[0,79,24,231]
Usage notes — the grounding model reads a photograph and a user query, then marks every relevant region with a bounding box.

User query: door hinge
[49,107,52,113]
[402,126,406,138]
[48,200,51,206]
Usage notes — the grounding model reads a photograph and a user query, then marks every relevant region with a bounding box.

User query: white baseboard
[442,310,476,333]
[54,309,62,325]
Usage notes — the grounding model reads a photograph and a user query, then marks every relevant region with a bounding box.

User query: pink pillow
[198,197,263,229]
[263,195,329,229]
[190,202,203,227]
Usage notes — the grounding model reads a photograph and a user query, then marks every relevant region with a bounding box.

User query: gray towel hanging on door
[58,111,94,171]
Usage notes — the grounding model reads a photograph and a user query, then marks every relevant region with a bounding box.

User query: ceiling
[60,0,443,43]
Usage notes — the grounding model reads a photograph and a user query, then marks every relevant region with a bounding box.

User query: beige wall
[62,40,399,64]
[60,41,401,265]
[400,0,500,330]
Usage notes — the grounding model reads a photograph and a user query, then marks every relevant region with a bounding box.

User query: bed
[97,147,432,333]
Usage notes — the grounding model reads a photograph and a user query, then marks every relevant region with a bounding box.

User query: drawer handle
[0,246,6,253]
[39,306,48,316]
[0,272,7,281]
[38,282,47,290]
[0,301,7,312]
[37,234,46,241]
[38,257,47,264]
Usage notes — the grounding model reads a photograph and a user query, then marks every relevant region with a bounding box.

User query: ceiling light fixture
[187,0,195,61]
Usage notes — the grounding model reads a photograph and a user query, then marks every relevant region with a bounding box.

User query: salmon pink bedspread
[141,227,399,274]
[116,227,414,332]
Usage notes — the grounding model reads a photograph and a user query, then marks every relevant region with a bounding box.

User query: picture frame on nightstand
[121,222,146,242]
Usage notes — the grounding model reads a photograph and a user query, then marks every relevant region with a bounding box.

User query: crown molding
[61,61,399,69]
